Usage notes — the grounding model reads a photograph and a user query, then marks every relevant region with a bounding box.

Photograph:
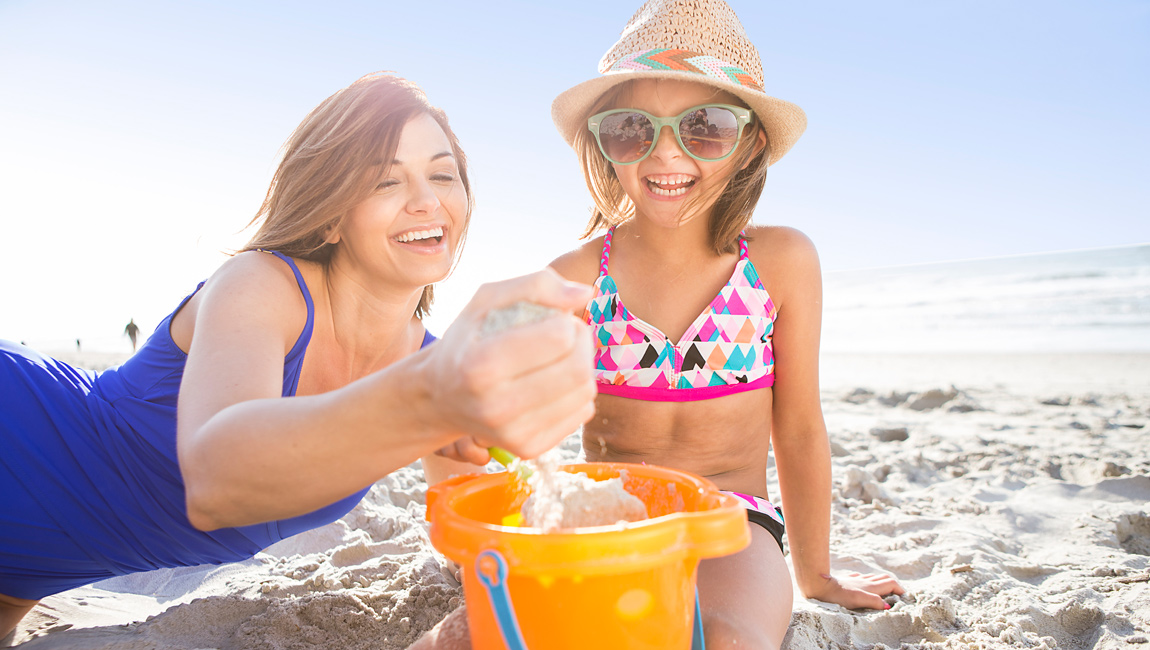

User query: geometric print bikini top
[583,226,778,402]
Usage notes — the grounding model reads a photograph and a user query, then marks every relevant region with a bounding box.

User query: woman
[0,72,596,639]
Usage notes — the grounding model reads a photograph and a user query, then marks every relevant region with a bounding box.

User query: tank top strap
[260,250,315,371]
[599,226,615,277]
[738,231,749,261]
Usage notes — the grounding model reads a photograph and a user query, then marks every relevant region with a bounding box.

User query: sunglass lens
[679,107,741,160]
[598,112,655,164]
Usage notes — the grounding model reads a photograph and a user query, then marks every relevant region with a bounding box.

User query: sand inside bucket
[520,453,648,531]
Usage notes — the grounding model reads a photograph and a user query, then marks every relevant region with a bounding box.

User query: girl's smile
[644,173,698,199]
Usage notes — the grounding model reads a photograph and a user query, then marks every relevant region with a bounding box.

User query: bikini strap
[738,231,749,261]
[599,226,615,277]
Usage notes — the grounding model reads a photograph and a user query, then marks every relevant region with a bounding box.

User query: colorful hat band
[605,48,763,92]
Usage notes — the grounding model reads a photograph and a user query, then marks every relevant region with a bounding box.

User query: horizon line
[825,241,1149,274]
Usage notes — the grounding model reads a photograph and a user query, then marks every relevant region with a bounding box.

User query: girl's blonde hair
[575,80,769,255]
[241,72,473,318]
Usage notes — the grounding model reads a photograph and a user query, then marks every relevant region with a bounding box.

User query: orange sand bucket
[426,462,750,650]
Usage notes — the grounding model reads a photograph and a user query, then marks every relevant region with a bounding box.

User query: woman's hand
[423,268,597,461]
[806,571,905,610]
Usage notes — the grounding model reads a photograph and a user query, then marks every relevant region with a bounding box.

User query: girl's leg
[407,605,471,650]
[0,592,38,643]
[697,525,793,650]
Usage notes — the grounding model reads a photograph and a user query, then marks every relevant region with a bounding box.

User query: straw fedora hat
[552,0,806,166]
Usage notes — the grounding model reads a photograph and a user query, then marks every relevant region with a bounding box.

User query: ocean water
[821,244,1150,354]
[17,243,1148,358]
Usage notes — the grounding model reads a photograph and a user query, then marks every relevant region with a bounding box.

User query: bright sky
[1,0,1147,350]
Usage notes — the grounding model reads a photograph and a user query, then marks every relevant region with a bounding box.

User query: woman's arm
[764,227,902,609]
[177,261,595,531]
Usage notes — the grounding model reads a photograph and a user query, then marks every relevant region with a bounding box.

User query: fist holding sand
[424,270,598,470]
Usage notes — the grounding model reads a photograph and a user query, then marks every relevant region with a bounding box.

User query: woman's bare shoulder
[201,251,311,330]
[548,235,606,285]
[170,251,312,356]
[205,251,308,297]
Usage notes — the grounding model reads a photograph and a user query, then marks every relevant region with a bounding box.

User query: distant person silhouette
[75,339,81,352]
[124,319,139,352]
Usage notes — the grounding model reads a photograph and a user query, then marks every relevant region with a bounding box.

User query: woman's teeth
[646,174,695,197]
[394,227,444,244]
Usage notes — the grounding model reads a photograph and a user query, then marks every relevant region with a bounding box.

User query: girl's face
[330,112,467,291]
[610,79,743,228]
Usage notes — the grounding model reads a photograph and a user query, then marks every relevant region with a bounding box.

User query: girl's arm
[420,454,488,487]
[765,228,832,595]
[764,228,902,609]
[177,259,596,531]
[548,240,605,310]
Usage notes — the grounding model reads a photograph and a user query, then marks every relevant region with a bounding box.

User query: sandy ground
[7,352,1149,649]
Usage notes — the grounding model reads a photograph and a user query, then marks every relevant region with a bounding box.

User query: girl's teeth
[646,175,694,196]
[650,185,688,197]
[646,174,692,184]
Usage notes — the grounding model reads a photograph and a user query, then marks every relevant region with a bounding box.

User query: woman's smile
[391,224,447,252]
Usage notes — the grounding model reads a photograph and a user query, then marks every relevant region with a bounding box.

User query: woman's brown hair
[574,80,769,255]
[241,72,473,318]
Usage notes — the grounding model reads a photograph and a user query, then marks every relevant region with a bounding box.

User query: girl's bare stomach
[581,387,774,498]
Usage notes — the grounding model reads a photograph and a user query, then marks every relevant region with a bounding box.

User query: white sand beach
[8,350,1148,650]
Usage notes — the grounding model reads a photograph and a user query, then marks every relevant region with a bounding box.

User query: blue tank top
[3,250,436,578]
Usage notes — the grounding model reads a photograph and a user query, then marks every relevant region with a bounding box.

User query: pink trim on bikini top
[584,227,777,402]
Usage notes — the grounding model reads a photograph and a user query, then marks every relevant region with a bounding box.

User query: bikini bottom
[721,491,785,554]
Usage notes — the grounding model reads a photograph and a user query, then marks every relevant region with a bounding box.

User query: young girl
[549,1,904,647]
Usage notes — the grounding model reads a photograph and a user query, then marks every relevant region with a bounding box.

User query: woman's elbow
[179,433,231,531]
[181,454,233,531]
[184,484,228,531]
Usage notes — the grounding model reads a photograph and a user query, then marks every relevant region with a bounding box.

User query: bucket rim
[427,462,751,574]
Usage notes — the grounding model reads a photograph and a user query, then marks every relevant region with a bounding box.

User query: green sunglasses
[587,103,753,165]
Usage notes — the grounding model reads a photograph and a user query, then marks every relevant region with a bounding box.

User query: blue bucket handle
[475,549,706,650]
[693,591,706,650]
[476,550,528,650]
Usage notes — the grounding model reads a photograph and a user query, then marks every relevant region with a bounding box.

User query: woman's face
[610,79,741,228]
[331,112,467,291]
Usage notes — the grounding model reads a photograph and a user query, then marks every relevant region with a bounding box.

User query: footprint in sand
[1116,511,1150,556]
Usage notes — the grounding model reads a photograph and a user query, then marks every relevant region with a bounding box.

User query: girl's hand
[434,437,492,465]
[808,572,905,610]
[422,268,597,459]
